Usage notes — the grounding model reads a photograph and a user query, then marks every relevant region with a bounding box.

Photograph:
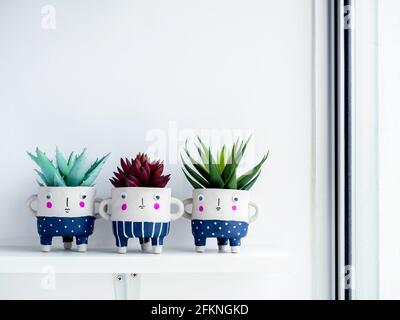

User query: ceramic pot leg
[41,245,51,252]
[195,237,206,253]
[217,238,229,252]
[76,236,88,252]
[116,236,128,254]
[117,247,127,254]
[229,238,242,254]
[139,237,151,252]
[151,237,164,254]
[152,246,163,254]
[40,236,52,252]
[63,236,73,250]
[77,244,87,252]
[230,246,241,254]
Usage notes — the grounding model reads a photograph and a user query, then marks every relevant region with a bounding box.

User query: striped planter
[99,187,184,254]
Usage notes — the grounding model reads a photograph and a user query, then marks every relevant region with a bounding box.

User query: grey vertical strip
[333,0,354,300]
[343,0,353,301]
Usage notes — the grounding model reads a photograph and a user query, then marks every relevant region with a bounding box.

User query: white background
[379,0,400,299]
[0,0,322,299]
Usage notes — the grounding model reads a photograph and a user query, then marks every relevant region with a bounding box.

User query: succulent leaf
[180,136,268,190]
[225,171,237,189]
[81,153,110,186]
[28,148,60,185]
[183,146,210,180]
[34,169,49,186]
[66,148,88,186]
[221,144,237,183]
[219,145,226,172]
[208,148,225,188]
[56,147,69,176]
[181,156,210,188]
[237,152,269,189]
[110,153,170,188]
[67,152,77,170]
[182,169,204,189]
[53,171,66,186]
[28,148,109,187]
[241,170,262,191]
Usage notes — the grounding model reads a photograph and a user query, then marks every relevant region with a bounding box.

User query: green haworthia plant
[27,148,110,187]
[181,136,269,191]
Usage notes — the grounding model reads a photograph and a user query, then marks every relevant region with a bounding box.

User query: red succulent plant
[110,153,170,188]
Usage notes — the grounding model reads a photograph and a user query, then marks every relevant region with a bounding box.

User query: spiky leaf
[66,148,87,186]
[182,169,204,189]
[53,172,66,186]
[237,152,269,189]
[221,144,238,184]
[208,148,224,188]
[81,153,110,186]
[34,169,49,186]
[241,170,262,191]
[219,145,226,173]
[67,152,76,169]
[225,171,237,189]
[28,148,63,186]
[181,156,210,188]
[183,146,210,180]
[56,147,69,176]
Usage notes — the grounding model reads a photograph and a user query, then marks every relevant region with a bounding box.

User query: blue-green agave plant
[27,148,110,187]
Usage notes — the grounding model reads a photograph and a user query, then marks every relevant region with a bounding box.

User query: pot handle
[170,198,184,221]
[248,201,259,224]
[26,194,38,217]
[183,198,193,220]
[99,198,112,220]
[93,197,104,219]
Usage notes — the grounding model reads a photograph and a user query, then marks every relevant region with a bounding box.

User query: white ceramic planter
[99,187,184,254]
[26,187,102,252]
[183,189,259,253]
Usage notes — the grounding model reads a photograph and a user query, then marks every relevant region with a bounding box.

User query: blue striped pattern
[112,221,170,247]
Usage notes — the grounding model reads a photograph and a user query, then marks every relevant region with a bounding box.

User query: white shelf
[0,245,290,274]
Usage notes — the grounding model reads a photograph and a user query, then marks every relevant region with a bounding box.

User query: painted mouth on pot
[65,208,70,213]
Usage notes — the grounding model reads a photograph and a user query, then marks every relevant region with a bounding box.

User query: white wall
[378,0,400,300]
[0,0,316,299]
[354,0,379,299]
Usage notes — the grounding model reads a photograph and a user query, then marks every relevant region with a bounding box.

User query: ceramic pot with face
[26,187,102,252]
[183,189,259,253]
[99,187,184,254]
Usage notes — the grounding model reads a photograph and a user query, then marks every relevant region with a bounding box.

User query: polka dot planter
[26,187,102,252]
[99,187,184,254]
[183,189,259,254]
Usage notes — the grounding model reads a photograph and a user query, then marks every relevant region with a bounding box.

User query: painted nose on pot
[139,197,145,209]
[216,198,221,211]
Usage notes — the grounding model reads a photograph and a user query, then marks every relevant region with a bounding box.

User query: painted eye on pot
[46,192,52,200]
[121,192,127,199]
[80,194,87,200]
[232,195,239,202]
[198,194,204,201]
[154,194,161,201]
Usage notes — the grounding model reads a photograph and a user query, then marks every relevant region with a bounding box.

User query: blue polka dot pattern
[36,216,95,245]
[191,219,249,247]
[112,221,170,248]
